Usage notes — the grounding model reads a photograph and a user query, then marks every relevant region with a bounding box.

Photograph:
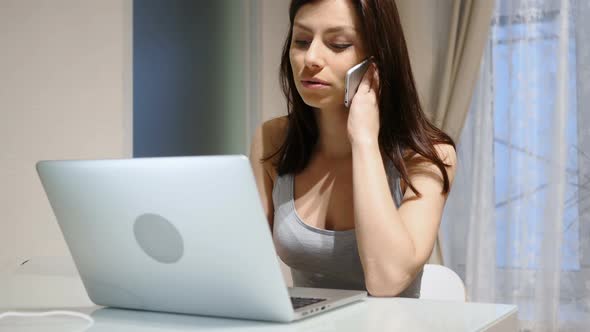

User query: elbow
[365,269,415,297]
[366,285,396,298]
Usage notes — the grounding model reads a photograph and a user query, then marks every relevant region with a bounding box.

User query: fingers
[358,63,379,94]
[371,63,379,92]
[357,63,379,106]
[357,64,372,93]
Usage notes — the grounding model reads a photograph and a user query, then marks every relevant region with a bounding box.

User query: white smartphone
[344,57,373,108]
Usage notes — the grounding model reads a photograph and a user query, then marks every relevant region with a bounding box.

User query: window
[491,10,580,270]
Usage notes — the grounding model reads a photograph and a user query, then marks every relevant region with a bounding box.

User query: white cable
[0,310,94,331]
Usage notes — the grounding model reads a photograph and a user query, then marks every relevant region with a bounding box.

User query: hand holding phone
[344,57,373,108]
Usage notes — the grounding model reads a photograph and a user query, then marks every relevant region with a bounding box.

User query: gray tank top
[272,160,423,298]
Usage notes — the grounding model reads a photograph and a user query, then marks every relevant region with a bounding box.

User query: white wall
[0,0,132,268]
[260,0,290,122]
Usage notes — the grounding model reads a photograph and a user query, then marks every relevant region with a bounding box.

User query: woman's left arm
[351,140,456,297]
[348,64,457,297]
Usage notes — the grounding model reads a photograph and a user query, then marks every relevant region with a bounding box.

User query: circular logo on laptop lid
[133,213,184,264]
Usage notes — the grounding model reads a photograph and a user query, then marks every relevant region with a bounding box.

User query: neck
[313,105,352,160]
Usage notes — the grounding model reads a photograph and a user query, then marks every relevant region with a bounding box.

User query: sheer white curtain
[441,0,590,330]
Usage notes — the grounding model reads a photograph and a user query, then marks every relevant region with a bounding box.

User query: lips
[301,78,330,85]
[301,81,330,89]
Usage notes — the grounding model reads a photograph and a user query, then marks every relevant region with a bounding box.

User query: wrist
[350,136,379,152]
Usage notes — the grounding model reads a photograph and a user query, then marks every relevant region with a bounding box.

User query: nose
[303,39,325,70]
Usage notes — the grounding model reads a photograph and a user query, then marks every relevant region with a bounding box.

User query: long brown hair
[264,0,455,196]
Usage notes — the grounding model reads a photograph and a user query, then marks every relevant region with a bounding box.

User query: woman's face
[290,0,367,110]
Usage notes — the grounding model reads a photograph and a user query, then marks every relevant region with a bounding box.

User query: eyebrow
[293,22,357,33]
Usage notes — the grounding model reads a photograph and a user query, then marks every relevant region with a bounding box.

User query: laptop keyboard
[290,297,327,309]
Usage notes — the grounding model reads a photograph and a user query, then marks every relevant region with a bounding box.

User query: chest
[292,162,355,231]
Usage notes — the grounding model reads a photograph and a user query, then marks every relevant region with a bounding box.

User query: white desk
[0,260,518,332]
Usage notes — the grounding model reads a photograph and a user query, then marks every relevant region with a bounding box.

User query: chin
[301,95,342,110]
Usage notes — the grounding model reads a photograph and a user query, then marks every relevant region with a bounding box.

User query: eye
[293,40,310,47]
[330,43,352,50]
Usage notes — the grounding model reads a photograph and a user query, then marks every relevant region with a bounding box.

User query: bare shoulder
[401,143,457,194]
[434,143,457,168]
[261,116,289,145]
[251,116,289,181]
[404,143,456,168]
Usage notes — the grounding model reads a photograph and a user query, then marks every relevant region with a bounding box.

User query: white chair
[419,264,466,301]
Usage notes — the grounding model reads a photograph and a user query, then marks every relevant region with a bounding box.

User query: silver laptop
[36,155,366,322]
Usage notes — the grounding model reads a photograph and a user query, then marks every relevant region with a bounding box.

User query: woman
[249,0,457,298]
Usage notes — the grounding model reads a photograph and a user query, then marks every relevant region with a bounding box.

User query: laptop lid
[36,155,295,322]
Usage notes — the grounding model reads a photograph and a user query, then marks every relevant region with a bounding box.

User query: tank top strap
[272,172,292,212]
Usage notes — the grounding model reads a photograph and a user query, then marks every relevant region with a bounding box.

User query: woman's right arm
[249,123,276,232]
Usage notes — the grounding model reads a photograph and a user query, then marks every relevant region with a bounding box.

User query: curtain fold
[435,0,496,140]
[396,0,495,264]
